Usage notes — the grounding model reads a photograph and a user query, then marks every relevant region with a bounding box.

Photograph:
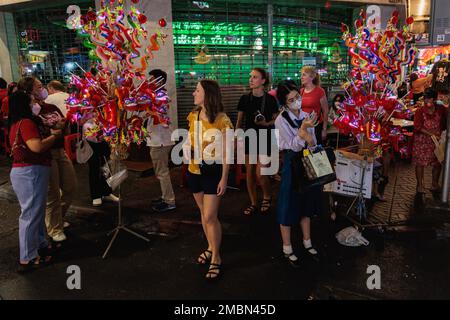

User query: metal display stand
[102,159,150,259]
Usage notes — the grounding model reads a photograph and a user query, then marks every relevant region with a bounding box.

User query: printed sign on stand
[326,151,373,199]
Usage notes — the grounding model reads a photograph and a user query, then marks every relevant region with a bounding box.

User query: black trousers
[87,141,112,200]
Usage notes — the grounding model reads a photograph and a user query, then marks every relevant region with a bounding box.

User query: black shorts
[187,164,222,195]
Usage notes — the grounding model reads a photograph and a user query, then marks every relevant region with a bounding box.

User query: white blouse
[274,109,317,152]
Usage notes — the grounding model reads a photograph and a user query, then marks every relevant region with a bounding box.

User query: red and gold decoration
[66,0,170,156]
[334,10,416,156]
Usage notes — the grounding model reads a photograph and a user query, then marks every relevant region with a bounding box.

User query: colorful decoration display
[66,0,170,154]
[334,10,416,151]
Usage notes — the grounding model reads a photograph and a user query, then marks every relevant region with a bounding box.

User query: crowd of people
[0,60,448,279]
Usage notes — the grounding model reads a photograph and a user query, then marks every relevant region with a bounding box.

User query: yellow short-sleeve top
[187,110,234,174]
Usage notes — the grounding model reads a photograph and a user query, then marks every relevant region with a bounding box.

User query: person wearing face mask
[275,82,322,267]
[8,91,62,272]
[412,88,447,194]
[17,76,77,244]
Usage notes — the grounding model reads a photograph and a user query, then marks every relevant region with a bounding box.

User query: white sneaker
[103,194,120,202]
[52,233,67,242]
[63,221,70,228]
[93,198,102,206]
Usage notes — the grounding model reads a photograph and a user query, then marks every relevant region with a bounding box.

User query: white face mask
[289,98,302,111]
[35,88,48,101]
[31,103,41,115]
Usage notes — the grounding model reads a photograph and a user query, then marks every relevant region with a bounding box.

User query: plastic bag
[106,168,128,191]
[336,226,370,247]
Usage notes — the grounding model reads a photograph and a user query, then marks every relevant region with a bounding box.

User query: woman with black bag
[274,82,322,267]
[187,80,233,280]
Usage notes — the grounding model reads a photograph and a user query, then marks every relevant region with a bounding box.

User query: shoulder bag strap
[281,110,301,129]
[195,111,201,160]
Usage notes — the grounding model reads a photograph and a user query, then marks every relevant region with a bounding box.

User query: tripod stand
[102,161,150,259]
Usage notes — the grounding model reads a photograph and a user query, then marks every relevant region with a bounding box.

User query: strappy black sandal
[260,198,272,214]
[197,249,212,265]
[205,262,222,280]
[244,205,257,216]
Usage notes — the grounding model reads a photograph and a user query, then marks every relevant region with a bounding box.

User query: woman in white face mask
[17,76,77,244]
[274,82,323,268]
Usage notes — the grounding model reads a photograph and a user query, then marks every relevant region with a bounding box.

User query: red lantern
[341,23,348,33]
[138,14,147,24]
[158,18,167,28]
[406,16,414,25]
[355,20,363,29]
[87,10,96,21]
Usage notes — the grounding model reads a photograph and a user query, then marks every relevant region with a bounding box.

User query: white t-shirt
[146,117,175,147]
[45,92,70,117]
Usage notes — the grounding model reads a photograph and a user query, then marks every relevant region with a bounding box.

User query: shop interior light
[64,62,76,71]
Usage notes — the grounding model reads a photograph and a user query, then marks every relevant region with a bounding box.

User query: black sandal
[260,198,272,214]
[244,205,257,216]
[205,263,222,280]
[197,249,212,265]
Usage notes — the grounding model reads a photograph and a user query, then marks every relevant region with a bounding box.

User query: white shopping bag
[307,150,334,178]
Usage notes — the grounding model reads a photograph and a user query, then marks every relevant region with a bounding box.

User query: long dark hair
[17,76,37,95]
[409,73,419,84]
[198,80,224,123]
[276,81,299,106]
[8,91,34,127]
[332,93,345,112]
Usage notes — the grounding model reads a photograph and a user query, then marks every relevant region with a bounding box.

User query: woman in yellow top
[187,79,233,280]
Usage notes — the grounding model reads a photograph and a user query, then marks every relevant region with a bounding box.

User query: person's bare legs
[256,158,271,213]
[432,164,442,190]
[244,155,258,215]
[203,194,222,279]
[193,192,212,264]
[300,217,311,241]
[415,165,425,193]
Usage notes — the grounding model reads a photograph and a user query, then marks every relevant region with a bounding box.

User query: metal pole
[267,2,274,80]
[440,107,450,204]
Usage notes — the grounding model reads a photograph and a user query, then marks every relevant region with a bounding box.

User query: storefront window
[13,1,92,84]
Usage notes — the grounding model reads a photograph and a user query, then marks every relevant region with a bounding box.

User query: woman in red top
[300,66,329,145]
[8,91,62,272]
[412,88,447,193]
[18,76,77,243]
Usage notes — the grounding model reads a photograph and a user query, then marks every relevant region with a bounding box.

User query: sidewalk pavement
[0,155,449,300]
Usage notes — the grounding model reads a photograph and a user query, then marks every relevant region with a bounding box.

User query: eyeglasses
[287,93,300,104]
